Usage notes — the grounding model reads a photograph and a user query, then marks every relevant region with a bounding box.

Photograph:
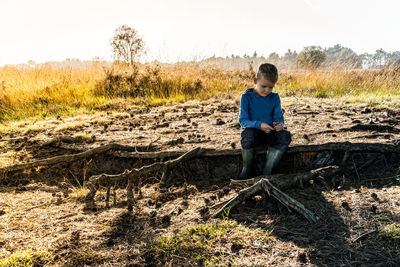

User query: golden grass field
[1,61,399,124]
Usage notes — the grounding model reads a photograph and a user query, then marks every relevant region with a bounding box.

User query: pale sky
[1,0,399,66]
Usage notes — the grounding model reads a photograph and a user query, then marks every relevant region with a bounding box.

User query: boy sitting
[238,63,292,179]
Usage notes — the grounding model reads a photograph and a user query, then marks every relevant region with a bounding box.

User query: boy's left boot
[262,146,284,176]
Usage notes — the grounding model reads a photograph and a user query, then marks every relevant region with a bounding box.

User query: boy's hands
[273,122,283,131]
[260,122,274,133]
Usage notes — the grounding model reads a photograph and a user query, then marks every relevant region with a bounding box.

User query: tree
[267,52,280,63]
[110,25,145,66]
[296,46,327,69]
[325,44,362,68]
[282,49,297,68]
[372,48,388,68]
[385,51,400,68]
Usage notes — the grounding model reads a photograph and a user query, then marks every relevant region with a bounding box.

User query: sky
[1,0,399,66]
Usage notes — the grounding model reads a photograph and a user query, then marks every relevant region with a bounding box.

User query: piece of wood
[127,178,134,212]
[105,186,111,208]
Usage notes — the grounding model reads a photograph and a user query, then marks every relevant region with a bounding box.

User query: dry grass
[1,61,400,124]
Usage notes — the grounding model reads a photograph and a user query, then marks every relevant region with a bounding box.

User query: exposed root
[214,166,342,223]
[85,147,205,209]
[0,143,138,174]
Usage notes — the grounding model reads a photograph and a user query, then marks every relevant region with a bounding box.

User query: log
[213,166,342,223]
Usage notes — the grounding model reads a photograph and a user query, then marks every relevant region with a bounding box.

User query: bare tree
[110,25,145,66]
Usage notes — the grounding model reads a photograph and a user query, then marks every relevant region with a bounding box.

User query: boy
[238,63,291,179]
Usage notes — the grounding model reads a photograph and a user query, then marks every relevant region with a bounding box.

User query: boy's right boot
[239,148,255,180]
[262,146,284,176]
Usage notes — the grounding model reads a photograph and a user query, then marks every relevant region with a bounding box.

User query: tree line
[202,45,400,70]
[108,25,400,70]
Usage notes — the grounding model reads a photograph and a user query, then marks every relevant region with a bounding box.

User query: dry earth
[0,97,399,266]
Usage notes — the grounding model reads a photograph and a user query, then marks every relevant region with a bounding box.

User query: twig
[172,254,187,261]
[352,155,361,183]
[351,230,377,243]
[147,136,160,151]
[210,199,230,209]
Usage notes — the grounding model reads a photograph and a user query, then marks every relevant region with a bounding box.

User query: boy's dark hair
[256,63,278,83]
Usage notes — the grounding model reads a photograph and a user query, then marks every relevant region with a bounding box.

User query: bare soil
[0,97,399,266]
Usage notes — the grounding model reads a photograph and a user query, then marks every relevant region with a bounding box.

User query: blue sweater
[239,88,284,129]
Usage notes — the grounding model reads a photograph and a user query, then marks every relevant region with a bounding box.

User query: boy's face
[254,76,276,97]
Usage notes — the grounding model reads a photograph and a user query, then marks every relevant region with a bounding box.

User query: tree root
[84,147,205,209]
[0,143,138,174]
[213,166,341,223]
[2,142,398,176]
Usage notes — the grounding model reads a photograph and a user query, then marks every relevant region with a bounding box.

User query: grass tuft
[151,219,272,265]
[379,223,400,239]
[0,249,50,267]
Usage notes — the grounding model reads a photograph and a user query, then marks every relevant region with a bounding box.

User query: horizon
[1,0,400,67]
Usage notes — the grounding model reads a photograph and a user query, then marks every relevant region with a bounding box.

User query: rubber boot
[239,148,255,179]
[262,146,284,176]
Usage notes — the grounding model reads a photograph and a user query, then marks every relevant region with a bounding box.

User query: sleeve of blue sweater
[239,93,262,129]
[272,94,285,127]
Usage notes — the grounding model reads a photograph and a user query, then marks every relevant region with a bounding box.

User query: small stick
[352,155,361,183]
[127,178,134,212]
[113,184,117,206]
[352,230,377,243]
[105,186,111,208]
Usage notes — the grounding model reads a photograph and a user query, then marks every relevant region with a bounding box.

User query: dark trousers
[240,128,292,151]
